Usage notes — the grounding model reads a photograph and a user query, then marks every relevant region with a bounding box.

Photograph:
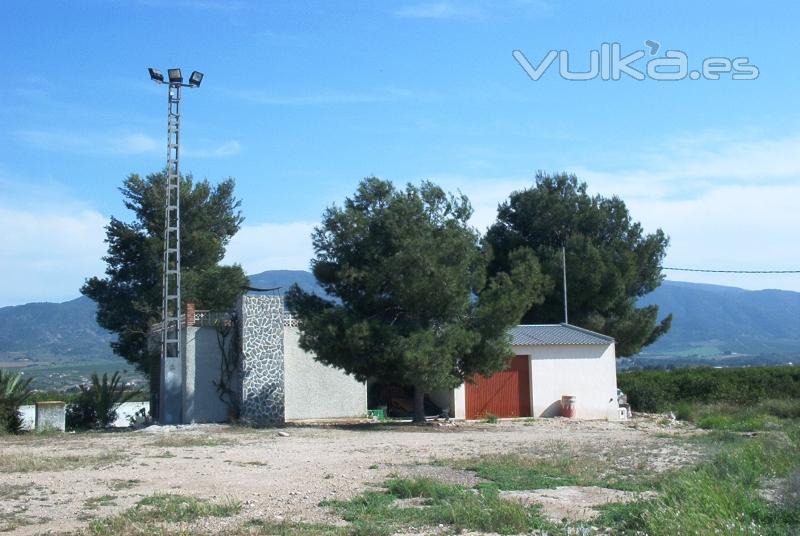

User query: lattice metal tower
[148,68,204,424]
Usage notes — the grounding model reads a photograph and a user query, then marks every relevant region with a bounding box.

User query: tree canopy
[81,172,247,402]
[286,177,547,421]
[485,172,671,356]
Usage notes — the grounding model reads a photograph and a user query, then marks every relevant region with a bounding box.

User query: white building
[431,324,620,420]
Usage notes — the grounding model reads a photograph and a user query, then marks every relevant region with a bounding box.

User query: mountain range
[1,271,798,367]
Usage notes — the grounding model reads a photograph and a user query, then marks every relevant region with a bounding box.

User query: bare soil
[501,487,658,523]
[0,417,700,535]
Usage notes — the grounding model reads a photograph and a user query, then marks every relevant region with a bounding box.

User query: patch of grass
[106,478,140,491]
[83,495,117,510]
[0,506,36,533]
[0,451,122,473]
[483,412,499,424]
[135,494,241,521]
[0,482,33,500]
[596,423,800,535]
[672,399,800,432]
[452,452,654,492]
[324,477,554,535]
[147,434,235,448]
[85,493,241,535]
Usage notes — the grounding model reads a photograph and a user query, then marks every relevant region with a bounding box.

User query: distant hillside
[638,280,800,355]
[1,273,798,367]
[0,297,115,364]
[0,270,326,366]
[247,269,325,297]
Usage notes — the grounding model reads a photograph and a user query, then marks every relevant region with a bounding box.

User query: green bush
[618,366,800,413]
[66,371,139,430]
[0,369,33,434]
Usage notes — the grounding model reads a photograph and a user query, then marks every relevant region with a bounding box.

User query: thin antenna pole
[562,245,568,324]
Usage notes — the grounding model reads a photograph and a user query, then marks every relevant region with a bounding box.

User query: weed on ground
[105,478,141,491]
[83,493,241,535]
[323,476,554,535]
[450,449,660,493]
[0,451,123,473]
[0,482,33,500]
[594,424,800,535]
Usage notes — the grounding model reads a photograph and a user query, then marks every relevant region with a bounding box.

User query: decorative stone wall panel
[238,295,285,424]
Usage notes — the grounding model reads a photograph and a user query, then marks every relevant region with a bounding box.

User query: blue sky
[1,0,799,306]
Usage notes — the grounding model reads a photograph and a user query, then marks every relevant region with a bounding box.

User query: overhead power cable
[662,267,800,274]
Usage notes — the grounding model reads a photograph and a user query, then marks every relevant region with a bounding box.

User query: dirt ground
[0,417,701,535]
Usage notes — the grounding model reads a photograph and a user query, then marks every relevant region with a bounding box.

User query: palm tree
[0,369,33,433]
[68,371,140,429]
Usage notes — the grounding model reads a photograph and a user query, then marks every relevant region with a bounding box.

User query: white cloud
[626,185,800,292]
[573,134,800,202]
[0,203,107,306]
[15,130,241,159]
[183,140,242,158]
[16,129,159,156]
[427,131,800,292]
[223,221,315,275]
[113,133,159,154]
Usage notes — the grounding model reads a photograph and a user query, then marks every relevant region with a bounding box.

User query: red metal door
[466,356,531,419]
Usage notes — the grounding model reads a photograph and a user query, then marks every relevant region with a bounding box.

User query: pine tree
[286,178,547,422]
[485,172,671,356]
[81,172,247,410]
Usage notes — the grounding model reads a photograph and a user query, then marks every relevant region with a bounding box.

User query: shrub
[618,366,800,413]
[66,371,139,430]
[0,369,33,434]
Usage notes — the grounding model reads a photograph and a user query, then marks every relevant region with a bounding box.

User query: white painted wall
[450,345,617,421]
[18,401,150,430]
[518,343,619,420]
[283,326,367,420]
[428,384,465,419]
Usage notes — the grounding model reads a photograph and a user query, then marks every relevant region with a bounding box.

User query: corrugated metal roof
[510,324,614,346]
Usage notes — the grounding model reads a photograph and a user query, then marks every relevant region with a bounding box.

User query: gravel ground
[0,417,700,535]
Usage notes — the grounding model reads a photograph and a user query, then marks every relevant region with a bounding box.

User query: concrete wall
[183,326,231,424]
[20,401,151,431]
[35,401,65,431]
[429,384,465,419]
[518,343,619,420]
[283,325,367,420]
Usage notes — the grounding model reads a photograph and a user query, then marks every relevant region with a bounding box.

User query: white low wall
[18,401,150,430]
[520,343,619,420]
[283,326,367,420]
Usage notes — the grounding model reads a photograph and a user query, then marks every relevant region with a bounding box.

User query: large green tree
[286,177,547,422]
[485,172,671,356]
[81,172,248,408]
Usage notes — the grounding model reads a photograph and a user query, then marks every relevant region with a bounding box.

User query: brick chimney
[185,302,196,326]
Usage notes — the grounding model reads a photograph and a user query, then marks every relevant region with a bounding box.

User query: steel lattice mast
[148,68,203,424]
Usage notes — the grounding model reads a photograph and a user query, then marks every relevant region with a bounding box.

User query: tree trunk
[413,385,426,423]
